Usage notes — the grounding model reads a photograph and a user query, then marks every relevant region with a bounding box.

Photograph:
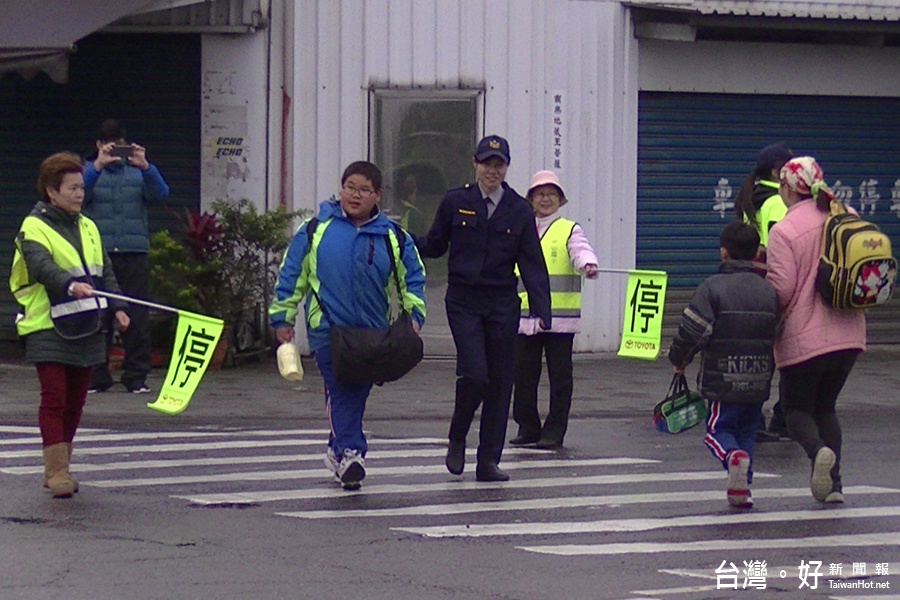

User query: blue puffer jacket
[269,198,427,352]
[82,160,170,253]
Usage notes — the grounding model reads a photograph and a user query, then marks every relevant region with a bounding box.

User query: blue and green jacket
[269,198,426,352]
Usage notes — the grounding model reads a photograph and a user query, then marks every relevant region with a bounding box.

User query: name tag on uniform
[458,209,476,215]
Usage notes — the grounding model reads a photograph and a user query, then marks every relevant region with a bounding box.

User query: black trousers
[513,332,575,444]
[779,349,858,489]
[92,253,151,389]
[445,285,520,466]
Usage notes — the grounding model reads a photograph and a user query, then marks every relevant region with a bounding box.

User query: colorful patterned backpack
[816,200,897,310]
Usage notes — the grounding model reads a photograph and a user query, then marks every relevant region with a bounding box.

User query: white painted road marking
[179,470,778,506]
[393,505,900,537]
[518,532,900,555]
[275,486,893,519]
[0,429,334,446]
[86,457,655,487]
[0,446,610,475]
[0,436,448,459]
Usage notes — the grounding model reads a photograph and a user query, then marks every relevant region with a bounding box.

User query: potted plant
[148,199,304,367]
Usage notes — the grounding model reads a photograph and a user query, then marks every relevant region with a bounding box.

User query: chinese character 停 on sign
[170,324,217,387]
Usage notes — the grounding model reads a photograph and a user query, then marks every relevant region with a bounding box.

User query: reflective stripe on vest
[11,214,106,337]
[518,217,581,318]
[50,297,108,318]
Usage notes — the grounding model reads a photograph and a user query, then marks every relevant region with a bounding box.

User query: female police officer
[416,135,551,482]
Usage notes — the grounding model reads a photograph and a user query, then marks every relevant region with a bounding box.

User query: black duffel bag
[310,220,423,386]
[329,310,423,386]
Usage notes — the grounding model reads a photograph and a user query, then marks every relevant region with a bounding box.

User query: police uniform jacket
[417,182,552,325]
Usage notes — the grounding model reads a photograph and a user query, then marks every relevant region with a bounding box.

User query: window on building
[370,90,481,237]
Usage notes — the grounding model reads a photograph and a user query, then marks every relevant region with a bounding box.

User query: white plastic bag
[277,342,304,381]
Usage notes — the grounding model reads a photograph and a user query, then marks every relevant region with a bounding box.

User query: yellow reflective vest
[519,217,581,318]
[10,213,107,338]
[744,180,787,248]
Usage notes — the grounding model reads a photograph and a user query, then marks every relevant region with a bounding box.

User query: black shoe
[509,433,540,446]
[535,438,562,450]
[446,441,465,475]
[475,463,510,482]
[767,423,790,440]
[755,429,780,443]
[87,384,111,394]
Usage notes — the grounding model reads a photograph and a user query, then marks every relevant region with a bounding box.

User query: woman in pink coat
[765,156,866,504]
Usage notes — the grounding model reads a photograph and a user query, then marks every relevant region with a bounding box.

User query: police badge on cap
[474,135,510,164]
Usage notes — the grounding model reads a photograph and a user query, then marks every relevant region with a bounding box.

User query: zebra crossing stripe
[0,429,332,446]
[518,532,900,556]
[0,446,592,475]
[177,470,779,506]
[0,425,106,436]
[274,486,894,519]
[0,436,448,459]
[82,458,659,487]
[392,505,900,537]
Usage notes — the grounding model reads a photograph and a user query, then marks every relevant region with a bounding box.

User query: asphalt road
[1,349,899,599]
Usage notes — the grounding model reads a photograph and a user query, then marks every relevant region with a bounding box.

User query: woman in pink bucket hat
[511,170,599,449]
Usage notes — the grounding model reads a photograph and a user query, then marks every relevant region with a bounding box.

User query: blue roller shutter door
[638,92,900,342]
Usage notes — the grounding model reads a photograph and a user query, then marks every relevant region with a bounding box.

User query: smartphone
[110,145,133,159]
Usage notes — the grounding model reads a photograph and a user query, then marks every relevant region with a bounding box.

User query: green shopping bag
[653,373,707,434]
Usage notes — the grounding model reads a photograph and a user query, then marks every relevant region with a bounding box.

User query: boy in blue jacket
[668,221,778,508]
[270,161,426,490]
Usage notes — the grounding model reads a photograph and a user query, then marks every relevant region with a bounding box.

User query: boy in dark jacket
[668,221,779,508]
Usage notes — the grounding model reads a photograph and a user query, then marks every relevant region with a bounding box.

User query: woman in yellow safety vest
[734,142,794,441]
[511,170,599,449]
[10,152,129,498]
[734,143,794,266]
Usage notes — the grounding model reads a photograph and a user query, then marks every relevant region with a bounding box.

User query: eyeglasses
[534,191,559,200]
[342,184,376,198]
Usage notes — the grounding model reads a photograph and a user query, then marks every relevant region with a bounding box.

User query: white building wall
[289,0,639,353]
[639,39,900,96]
[200,32,269,212]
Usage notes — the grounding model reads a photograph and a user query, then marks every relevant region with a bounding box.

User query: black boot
[475,463,510,482]
[446,441,465,475]
[509,431,540,446]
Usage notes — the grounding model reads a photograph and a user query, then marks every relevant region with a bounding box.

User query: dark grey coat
[16,201,125,366]
[668,260,779,404]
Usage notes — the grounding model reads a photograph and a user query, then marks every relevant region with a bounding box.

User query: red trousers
[36,363,92,447]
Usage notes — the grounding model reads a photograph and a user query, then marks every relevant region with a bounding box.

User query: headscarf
[779,156,835,201]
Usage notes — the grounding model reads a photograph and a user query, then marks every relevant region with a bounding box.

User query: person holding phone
[82,119,170,394]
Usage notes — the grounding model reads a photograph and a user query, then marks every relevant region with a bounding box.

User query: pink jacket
[765,199,866,368]
[519,213,599,335]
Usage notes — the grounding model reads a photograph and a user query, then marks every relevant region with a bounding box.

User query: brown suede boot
[43,442,80,494]
[66,442,79,493]
[42,443,75,498]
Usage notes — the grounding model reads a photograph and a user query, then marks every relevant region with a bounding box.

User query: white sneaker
[324,447,340,483]
[811,447,836,502]
[726,449,751,508]
[825,491,845,504]
[337,449,365,490]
